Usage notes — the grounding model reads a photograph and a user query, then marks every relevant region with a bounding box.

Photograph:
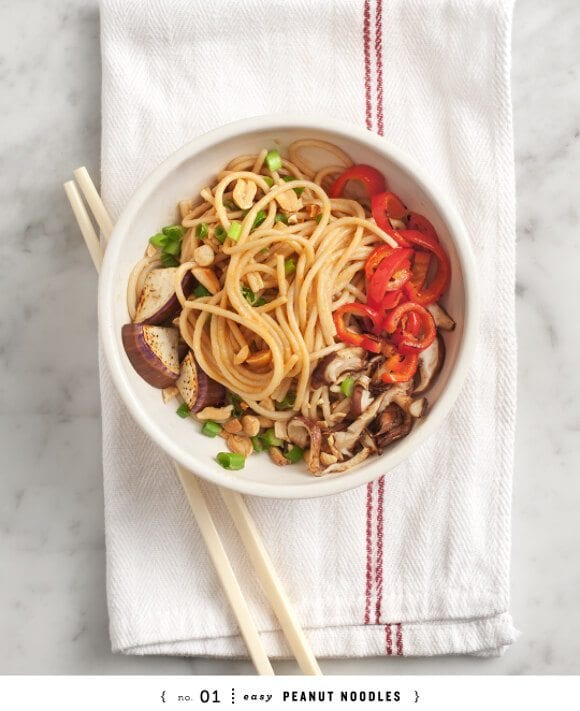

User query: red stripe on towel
[374,0,385,135]
[363,0,373,130]
[396,623,404,655]
[364,481,374,624]
[374,475,385,623]
[385,624,393,655]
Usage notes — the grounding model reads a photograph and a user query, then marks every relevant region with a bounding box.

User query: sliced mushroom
[333,391,391,455]
[373,403,413,451]
[287,417,322,474]
[134,268,195,325]
[176,351,226,413]
[321,447,371,475]
[311,347,366,389]
[350,383,374,418]
[427,302,455,331]
[414,334,446,394]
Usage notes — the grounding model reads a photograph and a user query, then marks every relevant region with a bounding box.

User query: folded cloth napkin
[99,0,518,658]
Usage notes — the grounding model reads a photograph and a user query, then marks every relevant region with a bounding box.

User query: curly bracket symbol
[414,690,419,703]
[161,690,167,703]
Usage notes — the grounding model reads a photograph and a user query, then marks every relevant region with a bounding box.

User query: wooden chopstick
[64,168,321,676]
[64,179,273,675]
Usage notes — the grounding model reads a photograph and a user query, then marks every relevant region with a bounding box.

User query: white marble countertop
[1,0,579,675]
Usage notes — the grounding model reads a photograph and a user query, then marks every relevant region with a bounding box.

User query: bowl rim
[98,113,479,499]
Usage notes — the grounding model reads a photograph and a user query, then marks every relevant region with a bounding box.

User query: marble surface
[1,0,579,675]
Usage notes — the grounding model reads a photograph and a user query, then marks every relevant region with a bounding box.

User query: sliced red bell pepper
[384,302,436,353]
[330,165,386,201]
[371,191,411,246]
[364,244,395,283]
[366,248,414,307]
[380,343,419,383]
[409,250,432,292]
[333,303,383,353]
[406,212,439,242]
[399,230,451,305]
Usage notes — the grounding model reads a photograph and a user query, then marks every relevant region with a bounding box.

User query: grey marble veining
[1,0,579,675]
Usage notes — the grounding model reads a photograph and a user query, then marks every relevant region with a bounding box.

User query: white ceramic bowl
[99,115,478,499]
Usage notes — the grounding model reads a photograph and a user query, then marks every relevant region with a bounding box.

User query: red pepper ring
[370,290,405,336]
[371,191,411,247]
[364,244,395,283]
[399,230,451,305]
[380,343,419,383]
[366,248,414,307]
[330,164,387,201]
[333,302,383,354]
[406,212,439,242]
[384,302,436,354]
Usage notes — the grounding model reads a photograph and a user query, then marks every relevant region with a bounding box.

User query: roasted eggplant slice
[134,268,194,325]
[122,324,180,388]
[176,351,226,413]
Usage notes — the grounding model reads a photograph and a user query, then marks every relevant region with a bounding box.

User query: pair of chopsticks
[64,168,321,676]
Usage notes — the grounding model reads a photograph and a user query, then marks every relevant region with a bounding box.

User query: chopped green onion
[262,176,274,188]
[252,210,267,230]
[285,445,304,463]
[251,436,264,452]
[262,428,284,448]
[340,376,355,397]
[193,283,211,298]
[162,225,185,239]
[196,223,209,239]
[214,225,227,243]
[201,420,221,437]
[275,392,296,411]
[265,149,282,172]
[149,232,168,248]
[316,214,323,224]
[260,247,269,254]
[275,213,289,225]
[176,403,190,418]
[163,238,182,256]
[216,452,245,470]
[228,220,242,241]
[282,175,305,196]
[241,285,256,305]
[284,258,296,276]
[161,253,179,268]
[254,297,266,307]
[227,391,243,417]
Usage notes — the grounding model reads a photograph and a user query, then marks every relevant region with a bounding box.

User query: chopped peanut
[258,415,274,428]
[193,244,215,267]
[227,434,253,458]
[268,447,289,466]
[196,405,233,421]
[233,179,257,209]
[305,203,321,218]
[241,415,260,437]
[276,189,302,213]
[223,418,243,434]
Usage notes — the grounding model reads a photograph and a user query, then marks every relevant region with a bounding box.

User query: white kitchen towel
[99,0,518,658]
